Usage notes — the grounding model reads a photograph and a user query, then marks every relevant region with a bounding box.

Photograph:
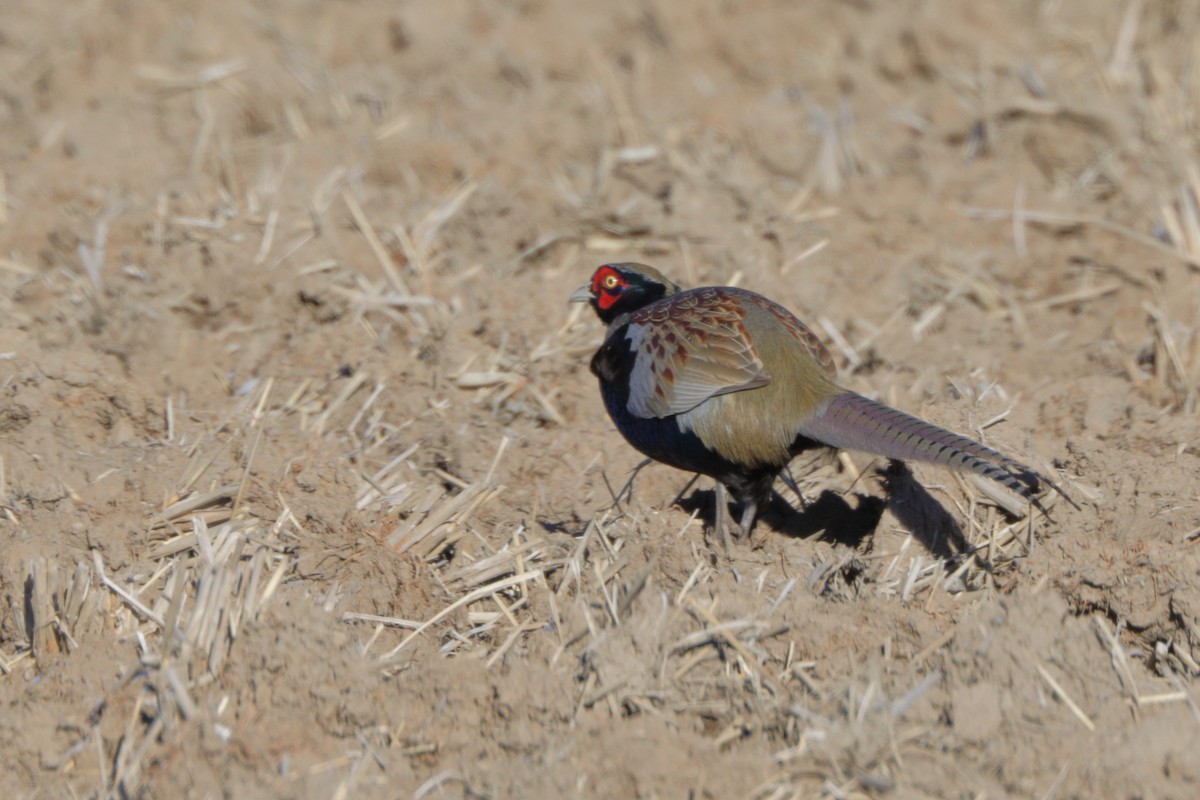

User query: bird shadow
[762,490,885,549]
[676,460,972,560]
[676,486,885,550]
[877,460,974,559]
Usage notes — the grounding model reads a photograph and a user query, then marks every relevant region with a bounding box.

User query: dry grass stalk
[873,467,1042,603]
[681,596,781,695]
[962,204,1200,271]
[779,238,830,275]
[135,58,249,91]
[749,666,942,797]
[23,558,102,660]
[441,536,570,593]
[311,370,370,437]
[1140,301,1198,411]
[94,551,166,628]
[453,338,566,425]
[1036,663,1095,731]
[810,103,863,196]
[19,458,296,795]
[968,472,1034,519]
[1020,282,1121,312]
[0,258,36,276]
[1158,164,1200,261]
[341,188,430,330]
[378,570,545,662]
[355,443,420,511]
[386,481,502,559]
[342,611,422,630]
[818,316,861,371]
[588,48,640,148]
[153,484,239,530]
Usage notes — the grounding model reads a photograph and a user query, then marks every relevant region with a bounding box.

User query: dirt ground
[3,0,1200,797]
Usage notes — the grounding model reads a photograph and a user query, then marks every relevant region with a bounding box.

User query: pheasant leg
[713,481,735,552]
[738,498,760,547]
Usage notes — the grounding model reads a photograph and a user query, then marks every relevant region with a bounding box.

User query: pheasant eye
[603,274,620,290]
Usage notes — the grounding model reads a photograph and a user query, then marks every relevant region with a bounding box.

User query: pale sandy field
[2,1,1199,797]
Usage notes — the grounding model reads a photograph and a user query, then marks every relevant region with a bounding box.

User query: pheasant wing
[739,291,837,379]
[624,288,770,418]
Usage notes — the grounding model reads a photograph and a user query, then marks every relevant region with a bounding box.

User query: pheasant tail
[798,391,1043,500]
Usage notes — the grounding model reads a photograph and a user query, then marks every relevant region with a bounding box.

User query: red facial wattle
[593,266,625,310]
[596,291,616,310]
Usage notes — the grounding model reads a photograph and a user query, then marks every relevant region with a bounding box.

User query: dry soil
[3,1,1200,798]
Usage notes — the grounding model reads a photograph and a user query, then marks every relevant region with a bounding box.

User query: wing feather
[624,288,770,418]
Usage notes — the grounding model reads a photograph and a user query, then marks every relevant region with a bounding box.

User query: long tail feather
[798,391,1045,501]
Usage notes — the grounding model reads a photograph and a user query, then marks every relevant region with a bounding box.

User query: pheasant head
[570,262,683,324]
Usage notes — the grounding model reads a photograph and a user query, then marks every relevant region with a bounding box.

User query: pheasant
[570,262,1061,546]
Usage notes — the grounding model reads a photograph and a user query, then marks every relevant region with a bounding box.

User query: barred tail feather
[798,391,1043,500]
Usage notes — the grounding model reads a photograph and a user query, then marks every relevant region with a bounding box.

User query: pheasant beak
[568,283,594,304]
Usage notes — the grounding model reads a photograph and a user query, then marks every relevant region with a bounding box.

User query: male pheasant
[571,262,1058,545]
